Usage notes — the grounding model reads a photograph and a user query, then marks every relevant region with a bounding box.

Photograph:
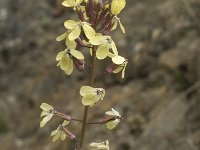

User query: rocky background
[0,0,200,149]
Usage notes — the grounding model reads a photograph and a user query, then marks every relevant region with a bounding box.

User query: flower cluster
[40,0,127,149]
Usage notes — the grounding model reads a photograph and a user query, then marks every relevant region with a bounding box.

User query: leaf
[68,27,81,41]
[64,20,79,29]
[96,44,109,60]
[70,49,84,60]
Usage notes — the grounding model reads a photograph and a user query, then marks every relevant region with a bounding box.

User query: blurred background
[0,0,200,149]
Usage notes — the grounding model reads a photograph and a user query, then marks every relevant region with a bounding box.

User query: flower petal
[40,103,54,111]
[82,94,96,106]
[40,113,53,127]
[40,111,49,117]
[64,20,78,29]
[56,32,67,41]
[68,27,81,41]
[111,0,126,15]
[56,51,65,61]
[82,23,96,39]
[106,119,120,130]
[89,36,105,45]
[112,55,125,65]
[61,131,67,141]
[80,86,96,96]
[96,44,109,60]
[52,130,61,142]
[64,57,73,75]
[70,49,84,60]
[62,120,70,126]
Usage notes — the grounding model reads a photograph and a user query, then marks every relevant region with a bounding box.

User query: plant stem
[79,47,97,149]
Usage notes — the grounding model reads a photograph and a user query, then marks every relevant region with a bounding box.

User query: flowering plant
[39,0,127,149]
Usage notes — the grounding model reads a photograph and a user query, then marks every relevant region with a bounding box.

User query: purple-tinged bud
[76,7,85,22]
[86,0,94,18]
[75,38,84,46]
[105,64,117,73]
[74,59,85,72]
[64,128,76,140]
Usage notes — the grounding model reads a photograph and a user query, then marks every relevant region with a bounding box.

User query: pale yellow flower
[64,20,96,41]
[105,108,121,130]
[56,31,77,49]
[40,103,54,128]
[111,0,126,15]
[89,35,118,59]
[51,121,70,142]
[80,86,105,106]
[90,140,109,150]
[113,60,128,78]
[56,48,84,75]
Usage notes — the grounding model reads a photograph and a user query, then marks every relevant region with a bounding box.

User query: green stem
[79,47,97,150]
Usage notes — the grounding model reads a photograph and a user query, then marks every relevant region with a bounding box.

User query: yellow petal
[65,37,77,49]
[56,32,67,41]
[51,129,58,136]
[111,20,118,31]
[111,0,126,15]
[58,56,70,71]
[70,49,84,59]
[113,66,123,74]
[122,67,126,78]
[118,18,125,33]
[62,120,70,126]
[64,58,73,75]
[111,41,118,55]
[61,131,67,141]
[40,111,49,117]
[96,44,109,60]
[52,130,61,142]
[64,20,79,29]
[112,55,125,65]
[40,113,53,127]
[82,23,96,39]
[56,51,65,61]
[80,86,95,96]
[62,0,76,7]
[106,119,120,130]
[89,36,105,45]
[40,103,54,111]
[82,95,96,106]
[68,27,81,41]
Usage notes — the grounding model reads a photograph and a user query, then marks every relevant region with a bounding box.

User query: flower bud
[105,63,117,73]
[74,59,85,72]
